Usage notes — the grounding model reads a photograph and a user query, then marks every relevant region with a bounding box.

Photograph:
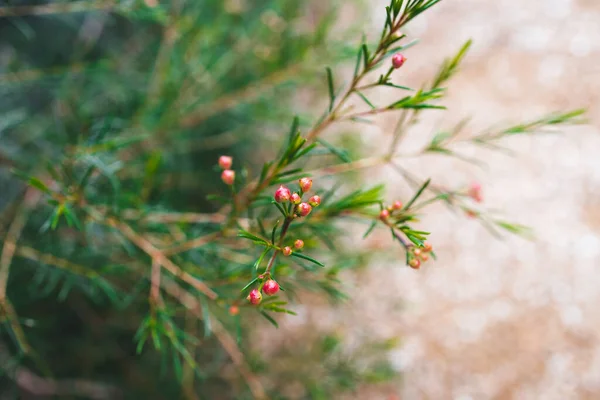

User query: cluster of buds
[281,238,304,258]
[379,200,403,221]
[408,241,433,270]
[218,155,235,185]
[274,177,321,218]
[247,278,280,305]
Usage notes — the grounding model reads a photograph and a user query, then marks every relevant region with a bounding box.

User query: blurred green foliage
[0,1,399,399]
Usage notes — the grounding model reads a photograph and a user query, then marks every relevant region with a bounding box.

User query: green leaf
[325,185,384,213]
[404,178,430,210]
[362,44,370,69]
[363,221,377,238]
[241,277,259,293]
[316,138,352,163]
[254,247,271,271]
[383,82,413,91]
[200,296,212,338]
[291,252,324,267]
[272,201,288,218]
[51,204,65,230]
[27,177,51,194]
[259,310,279,328]
[259,162,272,184]
[326,67,335,112]
[288,116,300,146]
[271,220,280,244]
[237,229,270,245]
[356,91,376,109]
[353,44,363,79]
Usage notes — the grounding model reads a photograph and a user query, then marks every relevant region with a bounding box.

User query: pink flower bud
[282,246,292,256]
[262,279,280,296]
[308,195,321,207]
[221,170,235,185]
[408,258,420,269]
[294,239,304,249]
[392,201,403,210]
[274,185,291,202]
[379,209,390,220]
[299,177,313,193]
[297,202,312,217]
[247,289,262,305]
[423,242,432,252]
[291,193,301,204]
[420,253,429,262]
[218,155,232,170]
[468,182,483,203]
[229,305,239,316]
[392,53,407,69]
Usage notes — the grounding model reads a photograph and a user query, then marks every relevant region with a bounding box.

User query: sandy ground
[260,1,600,399]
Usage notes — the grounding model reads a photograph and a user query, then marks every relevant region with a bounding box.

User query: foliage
[0,0,585,398]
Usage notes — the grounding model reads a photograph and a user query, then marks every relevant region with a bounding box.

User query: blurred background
[257,1,600,399]
[1,0,600,399]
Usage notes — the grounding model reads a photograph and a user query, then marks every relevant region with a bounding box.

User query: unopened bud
[218,155,232,170]
[423,242,432,252]
[379,209,390,220]
[262,279,280,296]
[221,170,235,185]
[299,177,313,193]
[420,253,429,262]
[282,246,292,256]
[408,258,421,269]
[294,239,304,249]
[297,202,312,217]
[392,201,403,210]
[247,289,262,305]
[392,53,407,69]
[229,305,239,316]
[291,193,301,204]
[274,185,291,202]
[308,195,321,207]
[468,182,483,203]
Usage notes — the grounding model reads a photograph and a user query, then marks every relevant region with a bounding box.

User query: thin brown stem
[160,278,267,399]
[162,231,222,256]
[98,215,218,300]
[149,259,162,306]
[0,190,38,301]
[264,217,293,275]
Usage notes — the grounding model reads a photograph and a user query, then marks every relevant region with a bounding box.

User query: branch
[100,215,218,300]
[159,278,267,400]
[0,190,39,301]
[162,231,222,256]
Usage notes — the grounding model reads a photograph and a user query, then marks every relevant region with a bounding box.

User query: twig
[0,190,38,301]
[179,65,302,130]
[305,156,387,178]
[120,209,228,224]
[264,217,292,275]
[100,215,218,300]
[149,259,162,306]
[162,231,222,256]
[159,278,267,399]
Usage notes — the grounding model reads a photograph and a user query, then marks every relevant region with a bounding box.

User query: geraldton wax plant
[1,0,585,398]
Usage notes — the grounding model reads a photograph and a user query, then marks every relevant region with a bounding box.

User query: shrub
[0,0,584,398]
